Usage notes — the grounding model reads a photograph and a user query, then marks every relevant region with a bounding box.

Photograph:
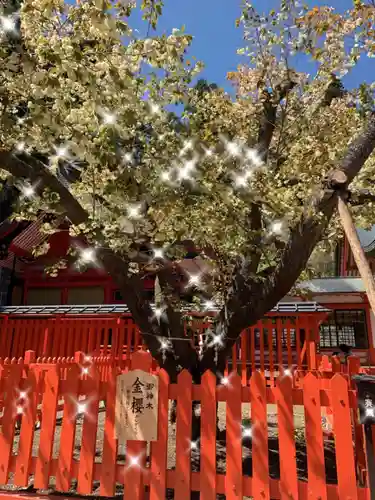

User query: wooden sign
[353,374,375,425]
[115,369,159,442]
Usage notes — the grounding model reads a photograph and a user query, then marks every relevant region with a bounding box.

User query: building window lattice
[319,309,368,349]
[253,328,299,349]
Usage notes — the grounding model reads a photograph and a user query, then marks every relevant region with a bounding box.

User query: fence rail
[0,350,371,499]
[0,313,327,378]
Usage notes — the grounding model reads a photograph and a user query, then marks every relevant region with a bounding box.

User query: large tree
[2,0,375,380]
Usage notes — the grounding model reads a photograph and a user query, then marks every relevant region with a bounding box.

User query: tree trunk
[169,345,226,446]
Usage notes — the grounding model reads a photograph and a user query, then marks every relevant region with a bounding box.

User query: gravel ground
[3,401,339,499]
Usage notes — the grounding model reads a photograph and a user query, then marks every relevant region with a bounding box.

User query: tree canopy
[2,0,375,378]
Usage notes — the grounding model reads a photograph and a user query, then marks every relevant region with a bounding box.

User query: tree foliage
[2,0,375,378]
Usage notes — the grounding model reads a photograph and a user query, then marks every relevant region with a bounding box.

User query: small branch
[247,203,263,273]
[348,189,375,206]
[257,79,296,158]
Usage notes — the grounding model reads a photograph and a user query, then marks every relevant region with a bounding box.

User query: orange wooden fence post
[296,317,302,370]
[303,373,327,499]
[0,361,22,484]
[285,319,293,368]
[200,370,217,499]
[331,374,358,499]
[231,342,238,375]
[14,368,39,486]
[125,320,132,368]
[77,365,100,495]
[175,370,193,500]
[42,322,50,356]
[149,368,169,500]
[226,373,242,499]
[306,317,318,370]
[111,317,120,359]
[250,326,256,378]
[276,319,284,376]
[117,318,125,368]
[24,350,35,364]
[266,320,275,385]
[56,364,80,492]
[251,371,270,499]
[100,363,118,497]
[74,351,85,364]
[34,366,60,489]
[277,374,298,499]
[259,323,265,375]
[347,356,361,377]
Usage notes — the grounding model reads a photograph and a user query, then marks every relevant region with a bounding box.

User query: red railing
[0,313,324,377]
[0,351,371,498]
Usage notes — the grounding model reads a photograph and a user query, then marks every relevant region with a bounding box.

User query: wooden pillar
[338,196,375,315]
[306,316,318,370]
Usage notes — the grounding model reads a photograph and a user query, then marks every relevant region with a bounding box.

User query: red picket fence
[0,313,323,378]
[314,354,375,380]
[0,350,371,499]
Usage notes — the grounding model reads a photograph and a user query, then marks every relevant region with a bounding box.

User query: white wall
[312,294,364,304]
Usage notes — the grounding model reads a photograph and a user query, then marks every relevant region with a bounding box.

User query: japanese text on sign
[115,370,158,442]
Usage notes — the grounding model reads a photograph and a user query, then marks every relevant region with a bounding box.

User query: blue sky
[129,0,374,93]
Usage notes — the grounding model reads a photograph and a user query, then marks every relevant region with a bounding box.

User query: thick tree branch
[0,152,87,224]
[0,150,182,375]
[258,79,297,157]
[157,267,200,371]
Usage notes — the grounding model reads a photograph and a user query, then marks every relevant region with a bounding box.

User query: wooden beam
[337,194,375,315]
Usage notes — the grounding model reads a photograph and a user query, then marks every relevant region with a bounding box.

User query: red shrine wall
[17,268,155,306]
[15,229,205,306]
[8,228,157,306]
